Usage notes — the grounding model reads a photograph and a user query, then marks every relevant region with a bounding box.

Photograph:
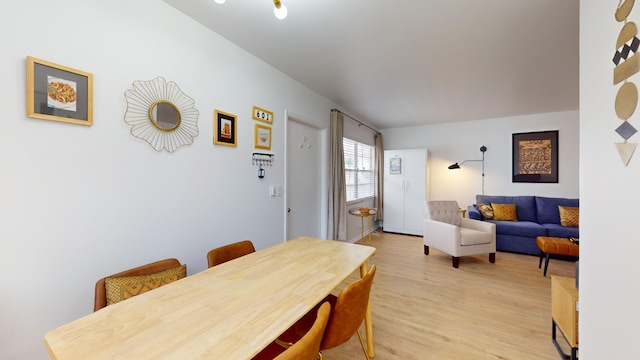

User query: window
[344,138,375,202]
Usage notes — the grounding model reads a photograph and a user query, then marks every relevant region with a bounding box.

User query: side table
[551,275,579,360]
[348,208,377,245]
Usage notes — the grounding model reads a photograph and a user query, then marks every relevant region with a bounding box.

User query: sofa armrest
[468,205,481,220]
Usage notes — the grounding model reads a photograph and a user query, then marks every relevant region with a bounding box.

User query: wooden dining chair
[207,240,256,267]
[276,265,377,359]
[94,258,184,312]
[252,302,331,360]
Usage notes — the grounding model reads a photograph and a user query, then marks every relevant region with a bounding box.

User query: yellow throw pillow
[477,203,494,219]
[105,264,187,306]
[559,205,579,227]
[491,203,518,221]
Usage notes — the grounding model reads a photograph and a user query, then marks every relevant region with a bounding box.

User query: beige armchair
[423,201,496,268]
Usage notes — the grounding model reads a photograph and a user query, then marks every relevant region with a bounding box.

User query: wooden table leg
[360,261,375,357]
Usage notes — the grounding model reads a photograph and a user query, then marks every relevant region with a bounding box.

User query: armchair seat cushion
[460,228,493,246]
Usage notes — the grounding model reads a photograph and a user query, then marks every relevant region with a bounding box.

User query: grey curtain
[375,133,384,220]
[328,110,347,241]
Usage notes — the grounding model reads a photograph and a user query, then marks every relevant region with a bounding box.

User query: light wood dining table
[44,237,376,359]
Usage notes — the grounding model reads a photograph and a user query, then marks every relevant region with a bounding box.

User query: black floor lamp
[448,145,487,195]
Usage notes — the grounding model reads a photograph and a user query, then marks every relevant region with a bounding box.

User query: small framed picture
[214,110,237,147]
[255,124,272,150]
[389,157,401,175]
[26,56,93,126]
[252,106,274,124]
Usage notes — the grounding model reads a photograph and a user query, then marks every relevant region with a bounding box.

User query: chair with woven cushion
[207,240,256,268]
[94,258,185,312]
[268,265,377,360]
[424,200,496,268]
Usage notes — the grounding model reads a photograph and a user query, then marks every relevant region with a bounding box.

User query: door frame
[284,110,329,241]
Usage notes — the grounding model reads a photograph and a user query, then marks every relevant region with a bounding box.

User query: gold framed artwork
[252,106,273,124]
[26,56,93,126]
[254,124,272,150]
[214,110,237,147]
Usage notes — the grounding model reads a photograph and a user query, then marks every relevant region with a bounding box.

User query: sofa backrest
[475,195,537,222]
[535,196,579,225]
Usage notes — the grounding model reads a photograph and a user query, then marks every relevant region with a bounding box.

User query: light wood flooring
[321,231,576,360]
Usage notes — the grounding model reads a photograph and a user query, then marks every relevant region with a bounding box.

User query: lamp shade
[448,163,461,169]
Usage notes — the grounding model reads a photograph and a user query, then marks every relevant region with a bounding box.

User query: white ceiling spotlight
[213,0,287,20]
[273,0,287,20]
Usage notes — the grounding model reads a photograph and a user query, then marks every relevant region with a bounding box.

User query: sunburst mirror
[124,77,199,152]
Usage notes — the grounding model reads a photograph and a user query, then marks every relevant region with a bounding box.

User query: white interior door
[286,118,321,240]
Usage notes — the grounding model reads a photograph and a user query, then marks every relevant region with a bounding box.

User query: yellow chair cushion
[491,203,518,221]
[105,264,186,306]
[558,205,579,227]
[477,203,494,219]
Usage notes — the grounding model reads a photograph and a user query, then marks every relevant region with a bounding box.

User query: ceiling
[164,0,579,130]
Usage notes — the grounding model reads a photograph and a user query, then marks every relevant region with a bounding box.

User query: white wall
[0,1,335,358]
[580,2,640,358]
[382,110,580,207]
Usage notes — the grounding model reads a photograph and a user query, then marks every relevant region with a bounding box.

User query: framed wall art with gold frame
[26,56,93,126]
[254,124,272,150]
[214,110,237,147]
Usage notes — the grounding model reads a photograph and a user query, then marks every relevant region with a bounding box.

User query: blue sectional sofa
[468,195,579,256]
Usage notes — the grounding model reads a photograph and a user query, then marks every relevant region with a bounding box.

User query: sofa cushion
[477,203,494,219]
[543,223,579,238]
[477,195,537,222]
[535,196,579,225]
[558,206,579,227]
[488,220,547,238]
[492,203,518,221]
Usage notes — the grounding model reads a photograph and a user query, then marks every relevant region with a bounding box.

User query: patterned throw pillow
[477,203,494,219]
[491,203,518,221]
[105,264,187,306]
[558,205,579,227]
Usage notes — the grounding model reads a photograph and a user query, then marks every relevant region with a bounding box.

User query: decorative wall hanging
[252,152,274,166]
[26,56,93,126]
[389,157,401,175]
[214,110,237,147]
[512,131,558,183]
[252,152,274,179]
[252,106,274,124]
[254,124,272,150]
[124,77,199,153]
[614,1,639,166]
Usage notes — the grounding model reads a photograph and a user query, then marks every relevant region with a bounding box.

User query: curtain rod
[332,109,380,134]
